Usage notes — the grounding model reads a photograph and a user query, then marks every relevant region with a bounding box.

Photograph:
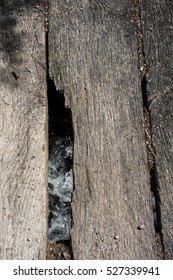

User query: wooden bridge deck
[0,0,173,259]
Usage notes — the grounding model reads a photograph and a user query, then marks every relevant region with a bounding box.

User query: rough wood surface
[49,0,156,259]
[141,0,173,259]
[0,1,47,259]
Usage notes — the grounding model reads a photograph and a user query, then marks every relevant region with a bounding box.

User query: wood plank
[141,0,173,259]
[0,1,47,259]
[49,0,156,259]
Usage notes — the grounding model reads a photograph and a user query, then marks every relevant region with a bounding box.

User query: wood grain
[0,1,47,259]
[49,0,156,259]
[141,0,173,259]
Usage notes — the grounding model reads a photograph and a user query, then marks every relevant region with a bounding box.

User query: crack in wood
[45,2,73,259]
[132,0,165,259]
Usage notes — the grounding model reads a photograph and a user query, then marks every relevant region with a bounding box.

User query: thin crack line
[132,0,165,259]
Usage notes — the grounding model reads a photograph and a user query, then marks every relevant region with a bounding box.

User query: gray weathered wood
[49,0,156,259]
[0,1,47,259]
[141,0,173,259]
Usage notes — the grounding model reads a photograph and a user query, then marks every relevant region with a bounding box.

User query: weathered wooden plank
[49,0,156,259]
[141,0,173,259]
[0,1,47,259]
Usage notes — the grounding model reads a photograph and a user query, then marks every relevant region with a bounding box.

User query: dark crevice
[141,74,148,108]
[132,0,165,259]
[45,3,74,260]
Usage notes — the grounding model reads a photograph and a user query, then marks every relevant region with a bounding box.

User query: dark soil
[47,240,72,260]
